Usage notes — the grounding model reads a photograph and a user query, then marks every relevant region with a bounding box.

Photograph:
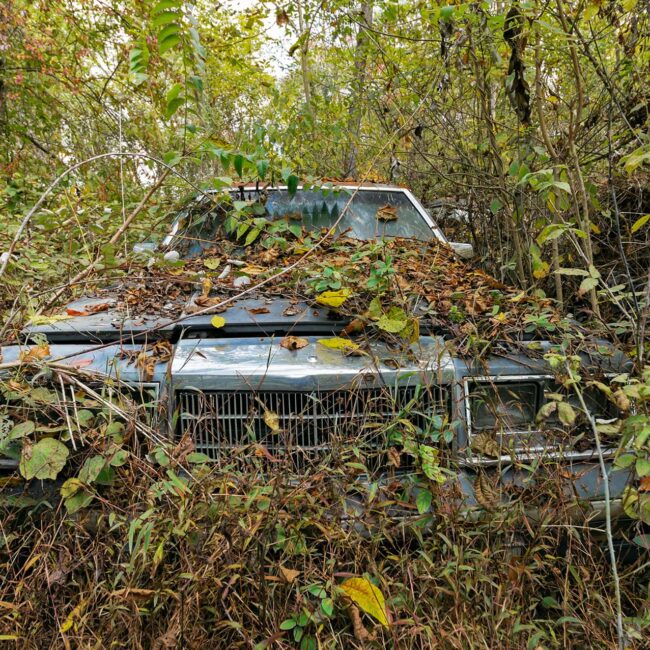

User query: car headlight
[466,378,618,457]
[468,381,539,432]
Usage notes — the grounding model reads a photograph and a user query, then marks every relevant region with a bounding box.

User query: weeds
[1,364,649,648]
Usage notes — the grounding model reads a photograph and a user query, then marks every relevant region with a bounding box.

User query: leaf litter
[51,198,585,356]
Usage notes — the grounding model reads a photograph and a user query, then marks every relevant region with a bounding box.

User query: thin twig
[568,364,625,650]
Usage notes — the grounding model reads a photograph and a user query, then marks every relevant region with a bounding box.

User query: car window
[172,188,435,257]
[262,189,435,241]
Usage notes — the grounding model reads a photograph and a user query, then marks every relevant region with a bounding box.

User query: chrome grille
[176,385,447,472]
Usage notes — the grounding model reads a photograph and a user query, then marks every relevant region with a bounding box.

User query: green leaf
[159,33,181,55]
[212,176,233,190]
[557,401,576,426]
[632,533,650,549]
[7,421,35,441]
[236,221,249,239]
[300,636,316,650]
[152,10,180,27]
[61,477,83,498]
[233,154,245,178]
[244,228,261,246]
[578,276,598,296]
[537,223,569,245]
[186,452,213,464]
[280,619,296,630]
[109,449,129,467]
[163,150,182,166]
[287,174,299,197]
[19,438,69,480]
[165,97,185,120]
[368,297,382,320]
[636,458,650,477]
[489,199,502,215]
[157,23,180,43]
[78,455,107,483]
[551,181,571,193]
[153,0,181,14]
[165,82,184,103]
[256,159,269,179]
[615,453,636,469]
[440,5,454,19]
[377,307,408,333]
[416,489,433,514]
[321,598,334,617]
[64,489,95,514]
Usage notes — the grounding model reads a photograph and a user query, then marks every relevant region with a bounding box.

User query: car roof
[230,181,409,192]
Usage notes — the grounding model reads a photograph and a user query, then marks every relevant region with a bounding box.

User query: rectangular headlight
[469,381,539,432]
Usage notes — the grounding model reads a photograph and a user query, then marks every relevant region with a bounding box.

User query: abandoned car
[0,183,631,526]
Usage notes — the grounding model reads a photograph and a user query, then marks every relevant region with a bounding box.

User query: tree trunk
[343,2,373,178]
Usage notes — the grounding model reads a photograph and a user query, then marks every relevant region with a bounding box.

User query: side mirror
[132,242,157,254]
[449,242,474,259]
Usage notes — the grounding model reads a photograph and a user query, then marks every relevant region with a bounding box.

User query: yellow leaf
[317,337,359,352]
[263,409,280,433]
[60,599,88,634]
[583,2,599,20]
[340,577,389,627]
[508,291,527,303]
[241,264,265,275]
[201,277,213,298]
[202,257,221,270]
[279,566,300,583]
[532,260,550,279]
[631,214,650,234]
[211,316,226,329]
[315,288,351,308]
[29,313,72,326]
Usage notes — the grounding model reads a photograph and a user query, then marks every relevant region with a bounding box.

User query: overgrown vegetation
[1,0,650,647]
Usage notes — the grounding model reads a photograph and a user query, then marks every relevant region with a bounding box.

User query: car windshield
[262,188,434,240]
[173,188,435,257]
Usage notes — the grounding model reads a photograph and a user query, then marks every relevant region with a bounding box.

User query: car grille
[176,385,447,473]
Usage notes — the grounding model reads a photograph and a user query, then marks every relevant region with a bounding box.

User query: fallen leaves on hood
[210,315,226,329]
[66,302,112,317]
[19,344,51,362]
[315,288,351,308]
[280,336,309,350]
[317,337,360,352]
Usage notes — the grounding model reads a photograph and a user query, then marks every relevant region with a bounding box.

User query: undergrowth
[0,366,649,649]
